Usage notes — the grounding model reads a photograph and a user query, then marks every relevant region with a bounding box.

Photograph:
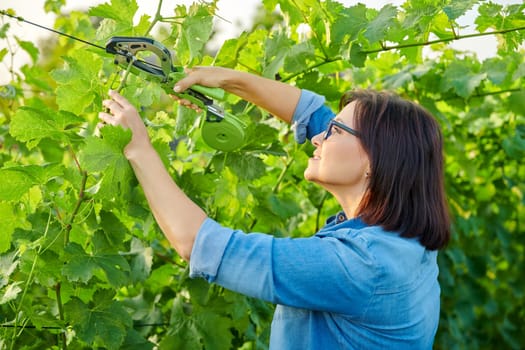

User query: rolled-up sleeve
[189,218,376,316]
[189,218,234,281]
[292,90,336,143]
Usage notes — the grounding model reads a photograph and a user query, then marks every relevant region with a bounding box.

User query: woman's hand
[98,90,151,157]
[173,66,231,93]
[171,67,234,112]
[173,66,301,124]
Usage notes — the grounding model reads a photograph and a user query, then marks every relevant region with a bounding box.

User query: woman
[100,67,450,349]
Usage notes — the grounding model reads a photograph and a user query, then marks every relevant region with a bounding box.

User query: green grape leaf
[0,168,35,201]
[98,210,129,249]
[10,106,83,149]
[364,4,398,43]
[133,14,152,36]
[0,23,9,38]
[0,252,18,289]
[160,322,201,349]
[164,296,233,350]
[512,62,525,81]
[242,123,280,149]
[0,48,7,62]
[350,43,366,67]
[267,192,302,220]
[80,125,133,201]
[0,281,22,304]
[121,329,155,350]
[332,4,368,44]
[213,36,246,67]
[502,131,525,159]
[65,289,132,349]
[443,0,478,21]
[222,153,266,181]
[174,104,198,137]
[26,249,63,288]
[194,311,234,350]
[44,0,66,14]
[24,164,64,184]
[284,42,316,74]
[50,50,103,114]
[263,31,293,78]
[120,75,163,108]
[475,2,503,32]
[441,61,487,98]
[175,5,214,64]
[15,37,39,63]
[62,240,130,287]
[0,203,26,253]
[88,0,138,27]
[128,237,153,283]
[20,64,54,92]
[482,57,509,85]
[0,164,62,201]
[508,91,525,116]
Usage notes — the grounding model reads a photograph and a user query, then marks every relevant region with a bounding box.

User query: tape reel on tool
[201,114,246,152]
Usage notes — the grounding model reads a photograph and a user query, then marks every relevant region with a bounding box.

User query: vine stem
[64,171,88,246]
[290,0,330,60]
[116,57,136,93]
[449,21,458,39]
[54,168,88,349]
[281,26,525,82]
[2,28,17,83]
[55,284,67,350]
[272,157,295,194]
[361,26,525,55]
[8,212,53,350]
[68,144,82,174]
[281,57,340,82]
[144,0,164,36]
[441,87,524,101]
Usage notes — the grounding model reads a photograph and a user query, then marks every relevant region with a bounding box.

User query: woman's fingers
[108,89,132,107]
[102,99,121,114]
[170,94,202,113]
[99,91,141,129]
[173,68,199,93]
[98,111,118,126]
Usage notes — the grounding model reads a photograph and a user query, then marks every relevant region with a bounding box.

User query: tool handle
[190,84,225,101]
[168,71,225,101]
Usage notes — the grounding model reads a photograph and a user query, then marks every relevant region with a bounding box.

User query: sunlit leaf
[66,290,132,349]
[80,125,133,201]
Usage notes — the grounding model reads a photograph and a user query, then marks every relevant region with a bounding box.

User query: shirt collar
[322,211,366,230]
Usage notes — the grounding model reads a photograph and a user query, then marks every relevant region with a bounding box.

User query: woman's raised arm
[173,67,302,124]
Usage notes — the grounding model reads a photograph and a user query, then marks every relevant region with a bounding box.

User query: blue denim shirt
[189,90,440,349]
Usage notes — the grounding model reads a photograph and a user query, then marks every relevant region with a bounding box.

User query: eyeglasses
[324,119,361,140]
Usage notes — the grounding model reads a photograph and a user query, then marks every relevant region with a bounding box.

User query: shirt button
[337,214,346,222]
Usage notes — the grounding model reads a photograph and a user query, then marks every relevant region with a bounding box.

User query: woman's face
[304,101,370,194]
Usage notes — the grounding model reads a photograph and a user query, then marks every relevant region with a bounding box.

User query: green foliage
[0,0,524,349]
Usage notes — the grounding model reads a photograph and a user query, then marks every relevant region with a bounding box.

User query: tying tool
[0,10,246,151]
[105,36,247,151]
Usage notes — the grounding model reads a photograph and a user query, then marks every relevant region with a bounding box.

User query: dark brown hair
[339,89,450,250]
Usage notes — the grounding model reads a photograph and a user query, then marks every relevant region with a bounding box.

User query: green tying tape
[201,115,245,151]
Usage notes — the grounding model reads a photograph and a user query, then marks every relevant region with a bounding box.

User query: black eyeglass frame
[324,119,361,140]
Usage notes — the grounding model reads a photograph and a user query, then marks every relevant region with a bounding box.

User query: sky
[0,0,523,84]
